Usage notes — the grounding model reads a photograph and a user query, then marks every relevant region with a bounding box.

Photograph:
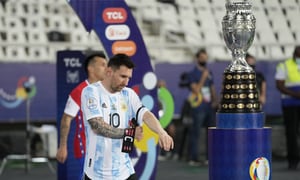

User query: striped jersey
[81,81,146,179]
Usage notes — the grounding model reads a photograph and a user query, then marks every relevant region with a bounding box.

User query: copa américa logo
[249,157,270,180]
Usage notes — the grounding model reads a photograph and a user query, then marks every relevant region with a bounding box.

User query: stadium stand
[0,0,299,63]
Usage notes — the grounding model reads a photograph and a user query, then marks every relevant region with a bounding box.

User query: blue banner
[56,50,86,180]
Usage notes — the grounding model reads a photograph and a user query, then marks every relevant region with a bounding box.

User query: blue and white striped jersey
[81,81,146,179]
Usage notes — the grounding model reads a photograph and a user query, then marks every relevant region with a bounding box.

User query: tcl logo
[103,8,127,23]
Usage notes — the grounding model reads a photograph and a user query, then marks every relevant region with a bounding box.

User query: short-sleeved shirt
[64,80,89,158]
[81,81,147,179]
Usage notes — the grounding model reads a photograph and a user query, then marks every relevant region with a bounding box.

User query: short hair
[84,52,106,73]
[245,53,254,59]
[293,45,300,58]
[195,48,207,58]
[108,53,135,70]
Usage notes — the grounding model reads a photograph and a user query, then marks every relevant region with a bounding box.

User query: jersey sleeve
[64,95,80,117]
[81,85,102,121]
[128,88,148,125]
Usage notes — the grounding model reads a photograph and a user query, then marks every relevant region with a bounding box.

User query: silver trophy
[218,0,260,113]
[222,0,256,72]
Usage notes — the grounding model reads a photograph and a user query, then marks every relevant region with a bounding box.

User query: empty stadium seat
[263,0,281,8]
[6,30,27,44]
[193,0,211,8]
[280,0,298,8]
[4,16,24,30]
[27,2,48,16]
[5,46,28,62]
[25,16,47,31]
[210,46,231,61]
[27,30,48,45]
[47,15,68,33]
[0,46,5,60]
[176,0,193,8]
[27,46,50,62]
[5,2,26,16]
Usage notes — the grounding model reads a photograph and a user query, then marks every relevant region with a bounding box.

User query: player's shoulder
[82,81,100,93]
[70,80,88,95]
[121,87,136,94]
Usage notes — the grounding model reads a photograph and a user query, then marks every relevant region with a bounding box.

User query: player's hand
[135,126,143,141]
[158,131,174,151]
[56,146,68,163]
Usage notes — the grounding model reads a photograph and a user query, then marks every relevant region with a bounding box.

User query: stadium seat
[178,6,198,20]
[251,0,263,9]
[5,46,28,62]
[47,15,68,33]
[210,46,231,61]
[159,2,179,25]
[212,6,226,29]
[210,0,225,8]
[5,1,26,16]
[269,17,290,32]
[184,32,203,46]
[70,31,90,45]
[6,30,27,44]
[67,16,87,33]
[0,46,5,60]
[125,0,141,8]
[283,45,295,58]
[294,31,300,43]
[27,2,48,16]
[280,0,298,8]
[175,0,193,8]
[270,46,286,60]
[256,46,271,60]
[275,30,295,44]
[0,3,5,16]
[27,46,50,62]
[202,29,223,45]
[193,0,211,8]
[4,16,24,30]
[263,0,281,8]
[27,30,48,45]
[25,16,47,31]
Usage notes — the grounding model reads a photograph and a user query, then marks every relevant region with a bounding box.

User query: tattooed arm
[88,117,125,139]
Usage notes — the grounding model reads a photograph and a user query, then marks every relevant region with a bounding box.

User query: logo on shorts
[87,97,98,110]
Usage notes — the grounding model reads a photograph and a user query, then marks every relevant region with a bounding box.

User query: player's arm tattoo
[88,117,125,139]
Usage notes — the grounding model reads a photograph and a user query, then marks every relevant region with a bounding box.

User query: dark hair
[245,53,254,59]
[108,53,135,70]
[293,45,300,59]
[195,48,207,58]
[84,52,106,73]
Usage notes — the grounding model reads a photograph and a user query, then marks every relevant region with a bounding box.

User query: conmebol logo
[105,25,130,40]
[103,8,127,23]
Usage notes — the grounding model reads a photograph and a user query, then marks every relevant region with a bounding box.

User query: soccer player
[56,52,107,179]
[81,53,174,179]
